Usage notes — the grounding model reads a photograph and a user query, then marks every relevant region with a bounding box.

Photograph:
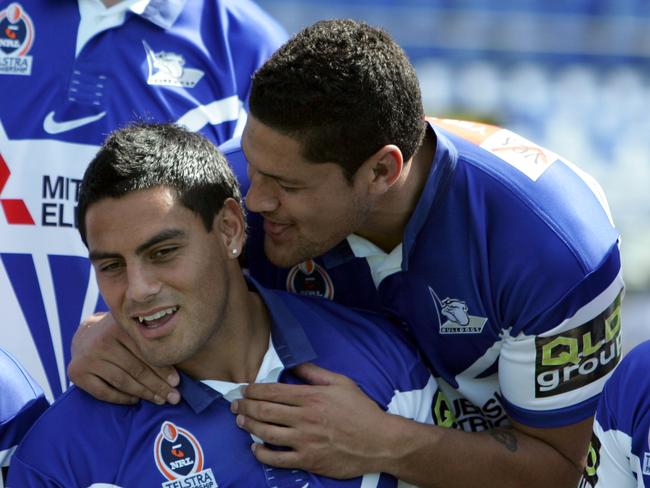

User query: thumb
[293,362,350,386]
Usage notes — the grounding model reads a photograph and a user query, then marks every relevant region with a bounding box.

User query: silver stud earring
[231,249,238,255]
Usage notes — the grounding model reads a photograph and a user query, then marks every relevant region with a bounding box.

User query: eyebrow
[89,229,186,261]
[257,168,304,186]
[242,141,305,186]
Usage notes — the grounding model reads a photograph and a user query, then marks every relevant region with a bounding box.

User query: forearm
[374,414,584,488]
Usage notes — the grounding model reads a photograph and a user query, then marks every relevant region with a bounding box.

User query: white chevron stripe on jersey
[176,96,245,132]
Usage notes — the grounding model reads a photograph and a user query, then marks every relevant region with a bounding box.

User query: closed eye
[277,181,302,193]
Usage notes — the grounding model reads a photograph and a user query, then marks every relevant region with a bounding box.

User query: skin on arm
[231,362,592,488]
[68,311,181,405]
[378,413,592,487]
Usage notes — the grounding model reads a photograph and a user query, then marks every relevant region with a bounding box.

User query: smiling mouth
[135,306,178,328]
[263,219,292,237]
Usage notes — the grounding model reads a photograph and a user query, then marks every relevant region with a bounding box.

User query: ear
[215,198,246,259]
[357,145,404,195]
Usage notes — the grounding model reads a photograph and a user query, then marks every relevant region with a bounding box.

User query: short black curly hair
[250,19,426,180]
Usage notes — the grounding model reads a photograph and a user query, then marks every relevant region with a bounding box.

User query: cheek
[185,252,226,295]
[312,199,356,229]
[95,277,122,312]
[290,195,349,225]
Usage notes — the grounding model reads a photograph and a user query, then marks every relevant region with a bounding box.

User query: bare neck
[178,273,272,384]
[357,127,437,252]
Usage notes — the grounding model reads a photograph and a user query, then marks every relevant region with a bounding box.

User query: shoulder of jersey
[0,348,45,408]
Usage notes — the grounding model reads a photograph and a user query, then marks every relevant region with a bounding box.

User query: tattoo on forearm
[489,428,518,452]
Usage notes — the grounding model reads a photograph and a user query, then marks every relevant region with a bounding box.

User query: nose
[125,265,160,303]
[245,168,279,213]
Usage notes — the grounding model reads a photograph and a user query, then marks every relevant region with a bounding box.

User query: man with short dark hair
[0,0,287,404]
[70,20,624,487]
[8,123,438,487]
[231,22,623,487]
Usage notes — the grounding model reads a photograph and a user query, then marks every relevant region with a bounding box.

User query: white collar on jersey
[76,0,187,56]
[346,234,404,289]
[200,336,284,404]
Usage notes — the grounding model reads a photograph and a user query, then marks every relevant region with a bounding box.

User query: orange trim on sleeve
[427,117,501,145]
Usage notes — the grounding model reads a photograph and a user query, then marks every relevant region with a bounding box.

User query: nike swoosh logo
[43,111,106,134]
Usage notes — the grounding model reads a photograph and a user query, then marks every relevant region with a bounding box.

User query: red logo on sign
[0,152,34,224]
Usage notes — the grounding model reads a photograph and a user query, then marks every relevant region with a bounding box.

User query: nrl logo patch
[286,259,334,300]
[154,421,217,488]
[429,287,487,335]
[143,40,204,88]
[0,3,35,76]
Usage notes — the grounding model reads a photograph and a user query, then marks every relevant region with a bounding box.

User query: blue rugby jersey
[224,118,624,433]
[8,278,439,487]
[0,0,286,400]
[0,347,49,488]
[580,340,650,488]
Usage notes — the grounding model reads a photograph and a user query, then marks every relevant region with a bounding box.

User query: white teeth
[138,307,177,323]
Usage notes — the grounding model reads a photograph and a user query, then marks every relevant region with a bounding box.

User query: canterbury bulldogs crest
[286,259,334,299]
[428,287,487,334]
[143,41,204,88]
[154,421,217,488]
[0,3,35,76]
